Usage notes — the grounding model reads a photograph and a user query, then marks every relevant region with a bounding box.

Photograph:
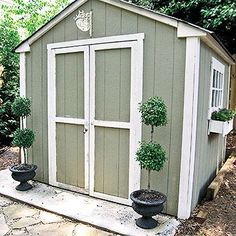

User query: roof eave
[201,34,235,65]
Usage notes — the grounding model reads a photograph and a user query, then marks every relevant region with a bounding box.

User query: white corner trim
[178,37,200,219]
[20,53,26,97]
[227,65,231,108]
[20,53,27,163]
[15,41,30,53]
[177,22,207,38]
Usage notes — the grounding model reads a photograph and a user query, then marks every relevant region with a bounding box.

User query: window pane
[220,73,223,89]
[211,90,214,107]
[213,70,216,88]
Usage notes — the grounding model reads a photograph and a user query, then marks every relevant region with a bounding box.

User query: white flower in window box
[209,109,236,136]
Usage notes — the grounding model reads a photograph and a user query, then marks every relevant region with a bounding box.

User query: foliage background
[129,0,236,54]
[0,0,73,145]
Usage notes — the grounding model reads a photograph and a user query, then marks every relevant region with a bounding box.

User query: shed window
[208,58,225,119]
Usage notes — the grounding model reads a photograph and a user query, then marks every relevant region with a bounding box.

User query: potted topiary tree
[9,97,37,191]
[130,96,167,229]
[209,108,236,136]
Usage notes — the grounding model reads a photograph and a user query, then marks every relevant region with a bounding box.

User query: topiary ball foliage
[139,96,167,127]
[136,141,166,171]
[12,128,35,149]
[12,97,31,118]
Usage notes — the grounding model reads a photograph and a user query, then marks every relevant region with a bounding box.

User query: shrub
[139,96,167,127]
[12,97,31,118]
[136,141,166,172]
[211,108,236,122]
[11,97,34,164]
[12,128,35,148]
[136,96,168,190]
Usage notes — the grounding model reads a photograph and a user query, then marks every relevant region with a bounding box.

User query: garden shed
[15,0,235,219]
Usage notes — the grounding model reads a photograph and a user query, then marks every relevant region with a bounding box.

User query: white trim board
[48,45,90,192]
[19,53,26,163]
[178,37,200,219]
[47,33,144,50]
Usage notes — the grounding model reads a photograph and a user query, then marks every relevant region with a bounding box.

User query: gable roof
[15,0,234,64]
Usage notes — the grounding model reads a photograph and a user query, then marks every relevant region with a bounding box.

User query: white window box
[209,119,233,136]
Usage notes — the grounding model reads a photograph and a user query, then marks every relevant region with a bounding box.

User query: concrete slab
[0,169,180,236]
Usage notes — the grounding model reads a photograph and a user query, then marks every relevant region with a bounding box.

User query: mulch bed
[175,131,236,236]
[0,146,18,171]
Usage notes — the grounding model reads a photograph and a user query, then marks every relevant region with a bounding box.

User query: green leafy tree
[0,0,72,145]
[1,0,73,36]
[0,14,20,144]
[128,0,236,54]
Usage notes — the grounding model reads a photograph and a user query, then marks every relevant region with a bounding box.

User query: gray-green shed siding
[191,41,229,209]
[25,0,186,215]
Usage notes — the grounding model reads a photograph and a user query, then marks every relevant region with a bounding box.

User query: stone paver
[27,222,76,236]
[12,217,41,229]
[0,195,114,236]
[39,210,64,224]
[0,215,10,235]
[74,224,114,236]
[4,204,38,220]
[0,196,12,207]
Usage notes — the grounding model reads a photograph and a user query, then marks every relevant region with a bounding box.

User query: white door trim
[48,34,144,205]
[89,40,143,205]
[48,45,90,193]
[47,33,144,50]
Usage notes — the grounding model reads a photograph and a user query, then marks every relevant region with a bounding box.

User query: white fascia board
[201,35,235,65]
[15,41,30,53]
[28,0,87,45]
[177,22,207,38]
[178,37,200,220]
[15,0,88,52]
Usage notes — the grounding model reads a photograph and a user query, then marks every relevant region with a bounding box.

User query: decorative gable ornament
[74,10,93,36]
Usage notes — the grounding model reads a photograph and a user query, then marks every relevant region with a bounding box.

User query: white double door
[48,35,143,205]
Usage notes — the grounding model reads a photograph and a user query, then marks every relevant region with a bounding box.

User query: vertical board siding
[56,123,85,187]
[56,52,84,118]
[94,47,131,198]
[25,0,186,215]
[95,127,129,198]
[30,40,43,180]
[192,41,229,209]
[95,48,131,122]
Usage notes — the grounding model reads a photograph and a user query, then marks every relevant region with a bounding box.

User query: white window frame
[208,57,225,119]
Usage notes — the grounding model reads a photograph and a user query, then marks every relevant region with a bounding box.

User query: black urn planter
[130,189,167,229]
[9,164,37,191]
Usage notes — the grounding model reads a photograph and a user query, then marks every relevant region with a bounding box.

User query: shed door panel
[56,53,84,118]
[91,46,132,203]
[55,50,86,190]
[95,127,129,198]
[95,49,131,122]
[56,123,85,188]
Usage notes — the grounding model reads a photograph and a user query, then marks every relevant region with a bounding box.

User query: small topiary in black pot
[9,97,37,191]
[130,96,167,229]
